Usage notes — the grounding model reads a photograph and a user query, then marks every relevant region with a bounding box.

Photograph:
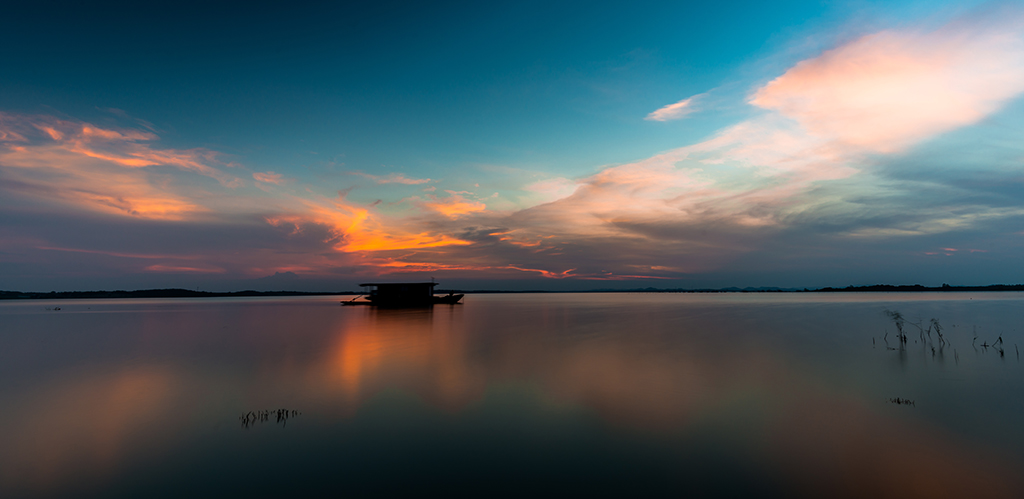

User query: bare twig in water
[931,319,946,347]
[239,409,302,429]
[889,397,916,406]
[884,310,908,344]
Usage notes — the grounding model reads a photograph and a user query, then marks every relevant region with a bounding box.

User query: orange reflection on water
[767,392,1021,498]
[0,367,180,495]
[2,296,1020,498]
[318,300,1023,498]
[324,307,484,413]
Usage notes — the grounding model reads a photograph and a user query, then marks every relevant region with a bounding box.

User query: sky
[3,0,1024,291]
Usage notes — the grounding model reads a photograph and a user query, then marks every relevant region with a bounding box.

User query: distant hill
[0,289,356,300]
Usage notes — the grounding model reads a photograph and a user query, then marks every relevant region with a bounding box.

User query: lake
[1,293,1022,498]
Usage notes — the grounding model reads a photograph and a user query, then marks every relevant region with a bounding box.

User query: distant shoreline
[0,289,356,300]
[3,284,1024,300]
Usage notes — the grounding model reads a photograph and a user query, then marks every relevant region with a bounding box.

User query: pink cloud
[253,171,286,185]
[36,246,203,260]
[512,14,1024,251]
[1,112,240,186]
[645,93,705,122]
[0,121,209,220]
[751,22,1024,153]
[143,264,226,273]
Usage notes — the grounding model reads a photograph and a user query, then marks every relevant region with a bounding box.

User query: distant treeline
[815,284,1024,292]
[3,284,1024,300]
[587,284,1024,293]
[469,284,1024,293]
[0,289,356,300]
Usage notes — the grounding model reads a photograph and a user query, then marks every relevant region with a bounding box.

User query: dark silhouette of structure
[342,282,464,307]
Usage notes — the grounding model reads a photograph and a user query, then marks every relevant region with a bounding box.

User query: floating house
[342,282,464,307]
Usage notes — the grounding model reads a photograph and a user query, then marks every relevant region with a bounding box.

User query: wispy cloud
[253,171,286,185]
[350,171,431,184]
[0,113,232,220]
[143,264,225,273]
[645,93,705,121]
[421,194,487,219]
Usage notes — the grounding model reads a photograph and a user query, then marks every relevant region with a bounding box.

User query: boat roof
[358,282,439,287]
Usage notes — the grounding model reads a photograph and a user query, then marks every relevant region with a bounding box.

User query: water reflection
[0,295,1022,497]
[325,306,485,413]
[316,299,1023,498]
[239,409,301,429]
[0,367,180,497]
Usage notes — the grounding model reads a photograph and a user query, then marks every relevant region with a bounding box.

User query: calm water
[1,293,1022,498]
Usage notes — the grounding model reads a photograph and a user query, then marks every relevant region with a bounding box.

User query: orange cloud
[0,143,204,220]
[1,113,240,185]
[422,194,487,219]
[504,266,576,279]
[295,200,472,253]
[0,113,250,220]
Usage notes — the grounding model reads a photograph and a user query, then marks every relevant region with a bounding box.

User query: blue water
[0,293,1022,498]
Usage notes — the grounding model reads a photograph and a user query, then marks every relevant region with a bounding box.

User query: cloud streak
[350,171,432,184]
[253,171,286,185]
[645,93,705,121]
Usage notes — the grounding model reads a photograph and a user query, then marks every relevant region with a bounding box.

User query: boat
[341,282,464,307]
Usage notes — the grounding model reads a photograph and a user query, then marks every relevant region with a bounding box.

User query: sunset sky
[3,0,1024,291]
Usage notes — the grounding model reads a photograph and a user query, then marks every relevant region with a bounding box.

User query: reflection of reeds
[879,311,1018,368]
[239,409,302,429]
[931,319,948,347]
[884,310,908,345]
[888,397,915,406]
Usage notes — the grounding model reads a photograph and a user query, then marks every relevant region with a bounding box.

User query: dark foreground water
[1,293,1022,498]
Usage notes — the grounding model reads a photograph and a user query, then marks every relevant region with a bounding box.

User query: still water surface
[1,293,1022,498]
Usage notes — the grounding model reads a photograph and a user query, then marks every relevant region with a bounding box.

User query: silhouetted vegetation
[818,284,1024,292]
[5,283,1024,300]
[880,309,1016,374]
[0,289,355,300]
[240,409,302,429]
